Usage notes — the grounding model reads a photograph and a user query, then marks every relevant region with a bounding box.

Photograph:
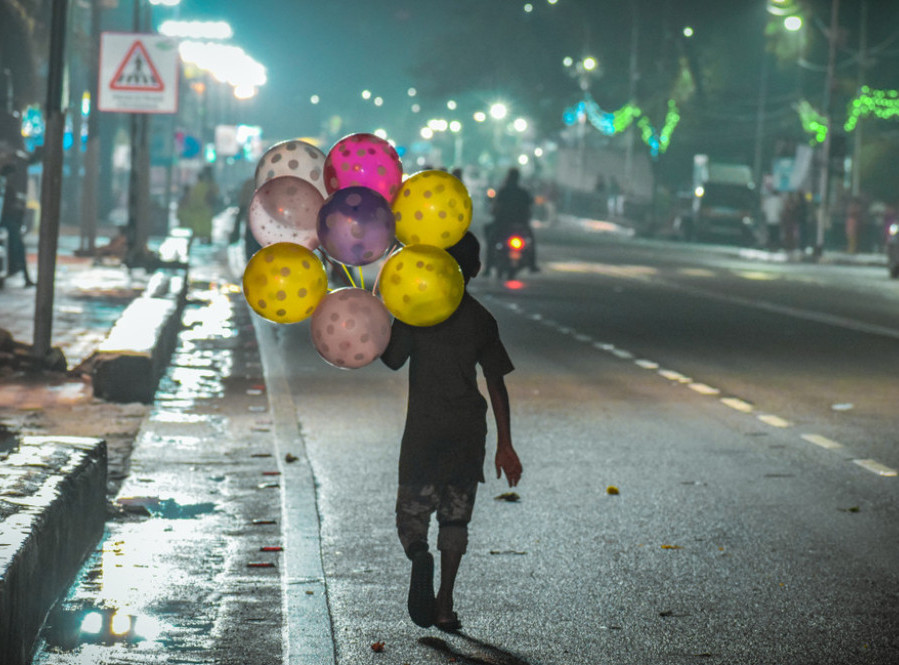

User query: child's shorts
[396,482,478,555]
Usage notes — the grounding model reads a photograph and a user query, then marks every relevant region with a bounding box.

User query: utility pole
[80,0,101,255]
[125,0,152,266]
[32,0,68,363]
[815,0,840,257]
[623,1,639,196]
[851,0,868,197]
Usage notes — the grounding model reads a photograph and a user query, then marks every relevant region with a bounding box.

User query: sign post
[99,31,179,264]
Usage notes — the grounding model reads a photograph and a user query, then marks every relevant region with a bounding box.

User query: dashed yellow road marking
[689,383,720,395]
[757,414,792,428]
[801,433,844,450]
[853,459,898,477]
[721,397,754,413]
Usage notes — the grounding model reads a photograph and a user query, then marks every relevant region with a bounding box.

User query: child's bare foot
[434,592,461,632]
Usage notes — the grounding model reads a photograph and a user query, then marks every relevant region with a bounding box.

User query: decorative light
[447,100,457,111]
[159,20,232,40]
[563,56,574,68]
[178,41,266,92]
[683,26,694,37]
[489,103,508,120]
[513,117,528,132]
[582,56,598,72]
[310,94,320,104]
[420,127,434,140]
[474,111,487,122]
[374,96,384,106]
[361,90,372,100]
[562,94,680,158]
[449,120,462,132]
[518,154,529,165]
[797,99,828,142]
[524,3,534,12]
[783,15,802,31]
[844,86,899,132]
[407,87,417,97]
[411,103,421,113]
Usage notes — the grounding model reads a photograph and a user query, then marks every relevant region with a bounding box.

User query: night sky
[161,1,898,171]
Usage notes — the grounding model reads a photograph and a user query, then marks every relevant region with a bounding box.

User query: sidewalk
[1,234,331,665]
[549,213,889,268]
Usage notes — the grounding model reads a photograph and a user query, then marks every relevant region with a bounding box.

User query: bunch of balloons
[240,132,473,370]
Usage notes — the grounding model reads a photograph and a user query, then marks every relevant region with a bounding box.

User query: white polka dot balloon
[248,176,324,250]
[310,288,392,369]
[255,139,328,198]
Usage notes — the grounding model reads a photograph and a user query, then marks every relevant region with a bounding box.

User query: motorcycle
[486,224,535,280]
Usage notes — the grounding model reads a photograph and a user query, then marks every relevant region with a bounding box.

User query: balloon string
[341,262,357,288]
[372,241,401,296]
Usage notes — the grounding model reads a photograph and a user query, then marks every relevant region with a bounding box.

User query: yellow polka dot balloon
[379,244,464,327]
[391,170,472,248]
[242,242,328,324]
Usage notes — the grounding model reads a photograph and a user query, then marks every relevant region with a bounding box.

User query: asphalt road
[269,228,899,664]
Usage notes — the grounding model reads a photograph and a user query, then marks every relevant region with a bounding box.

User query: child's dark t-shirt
[381,292,514,485]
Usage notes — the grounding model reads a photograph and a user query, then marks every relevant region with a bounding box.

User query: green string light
[797,99,828,143]
[797,88,899,143]
[844,86,899,132]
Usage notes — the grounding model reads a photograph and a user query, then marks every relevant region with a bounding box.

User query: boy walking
[381,232,523,632]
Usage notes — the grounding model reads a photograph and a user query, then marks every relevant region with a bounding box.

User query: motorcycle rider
[485,168,538,273]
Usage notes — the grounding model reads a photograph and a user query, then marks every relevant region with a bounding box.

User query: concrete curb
[90,267,189,404]
[0,436,107,665]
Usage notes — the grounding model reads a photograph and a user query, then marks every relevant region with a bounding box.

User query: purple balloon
[317,186,396,266]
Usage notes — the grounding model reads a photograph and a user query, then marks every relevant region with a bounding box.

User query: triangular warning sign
[109,40,165,92]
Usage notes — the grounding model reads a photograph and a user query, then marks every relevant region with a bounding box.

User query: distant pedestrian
[845,196,863,254]
[178,166,219,243]
[883,203,897,250]
[381,231,523,632]
[794,190,810,251]
[1,108,34,286]
[762,190,784,249]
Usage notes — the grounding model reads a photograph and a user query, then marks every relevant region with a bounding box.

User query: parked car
[887,220,899,278]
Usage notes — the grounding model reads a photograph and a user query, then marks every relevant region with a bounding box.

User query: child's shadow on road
[420,633,532,665]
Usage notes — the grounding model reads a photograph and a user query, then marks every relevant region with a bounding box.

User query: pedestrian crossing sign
[99,32,179,114]
[109,41,164,92]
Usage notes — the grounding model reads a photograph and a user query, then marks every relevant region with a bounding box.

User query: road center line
[757,414,792,428]
[852,459,899,477]
[801,433,844,450]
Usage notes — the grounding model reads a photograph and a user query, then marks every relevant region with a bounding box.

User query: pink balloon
[310,288,392,369]
[249,176,324,249]
[323,133,403,202]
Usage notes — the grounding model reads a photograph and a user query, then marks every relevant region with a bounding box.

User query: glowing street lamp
[783,15,802,31]
[489,103,508,121]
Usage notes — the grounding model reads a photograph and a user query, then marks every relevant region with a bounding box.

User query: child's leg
[396,484,438,557]
[434,483,477,628]
[396,484,439,627]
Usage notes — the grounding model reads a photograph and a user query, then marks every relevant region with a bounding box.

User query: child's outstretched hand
[495,447,522,487]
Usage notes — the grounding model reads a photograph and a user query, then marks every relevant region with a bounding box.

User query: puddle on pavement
[115,496,218,519]
[33,278,249,660]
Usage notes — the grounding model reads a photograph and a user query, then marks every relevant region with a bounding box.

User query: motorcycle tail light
[508,235,525,250]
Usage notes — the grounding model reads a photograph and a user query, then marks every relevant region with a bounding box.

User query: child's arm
[486,375,522,487]
[380,319,411,370]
